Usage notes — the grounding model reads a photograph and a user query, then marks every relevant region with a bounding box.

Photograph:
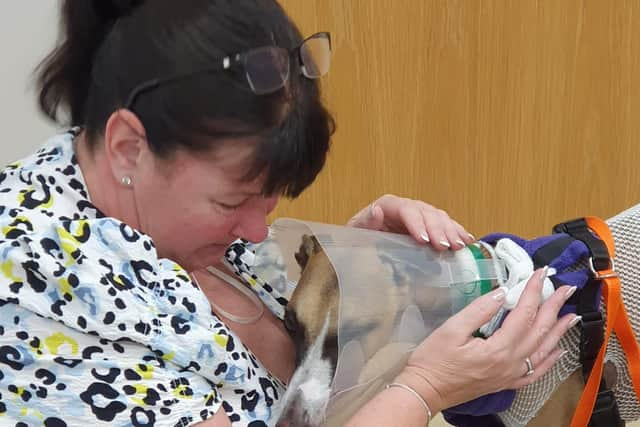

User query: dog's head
[278,234,340,427]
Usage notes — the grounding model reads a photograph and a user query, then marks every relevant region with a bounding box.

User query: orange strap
[570,217,640,426]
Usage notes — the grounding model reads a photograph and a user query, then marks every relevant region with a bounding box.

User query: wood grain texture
[272,0,640,239]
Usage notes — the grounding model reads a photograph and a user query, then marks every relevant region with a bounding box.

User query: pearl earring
[121,176,132,186]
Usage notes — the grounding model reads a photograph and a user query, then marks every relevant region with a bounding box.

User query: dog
[276,203,640,427]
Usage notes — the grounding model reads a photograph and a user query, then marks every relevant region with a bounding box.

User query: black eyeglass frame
[123,31,331,109]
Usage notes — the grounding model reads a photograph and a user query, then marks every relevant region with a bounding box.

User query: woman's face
[132,138,279,272]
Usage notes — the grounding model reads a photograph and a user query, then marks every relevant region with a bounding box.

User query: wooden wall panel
[271,0,640,238]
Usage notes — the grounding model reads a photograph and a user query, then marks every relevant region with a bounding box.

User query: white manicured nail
[456,239,466,248]
[564,286,577,300]
[439,240,451,248]
[420,232,430,243]
[569,315,582,328]
[493,286,508,302]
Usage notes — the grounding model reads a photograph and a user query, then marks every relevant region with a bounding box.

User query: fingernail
[564,286,577,300]
[557,350,569,361]
[539,266,549,282]
[420,232,430,243]
[492,286,507,302]
[439,240,451,248]
[369,203,377,218]
[456,239,466,248]
[468,233,476,241]
[569,315,582,328]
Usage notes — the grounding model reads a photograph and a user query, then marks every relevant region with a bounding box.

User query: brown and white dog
[276,204,640,427]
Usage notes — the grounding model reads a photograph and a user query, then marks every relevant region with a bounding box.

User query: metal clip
[589,257,618,279]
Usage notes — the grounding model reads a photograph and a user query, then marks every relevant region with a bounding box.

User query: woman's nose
[231,209,269,243]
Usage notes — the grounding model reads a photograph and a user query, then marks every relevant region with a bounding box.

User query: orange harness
[570,217,640,426]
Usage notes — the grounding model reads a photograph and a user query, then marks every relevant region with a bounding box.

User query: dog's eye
[283,311,298,334]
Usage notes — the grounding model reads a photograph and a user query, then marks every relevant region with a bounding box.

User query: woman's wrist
[394,366,445,417]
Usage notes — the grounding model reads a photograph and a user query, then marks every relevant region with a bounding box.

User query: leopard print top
[0,129,287,427]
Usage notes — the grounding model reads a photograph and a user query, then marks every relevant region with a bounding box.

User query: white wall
[0,1,60,165]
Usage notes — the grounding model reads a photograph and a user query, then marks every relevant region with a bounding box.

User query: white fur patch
[278,314,334,426]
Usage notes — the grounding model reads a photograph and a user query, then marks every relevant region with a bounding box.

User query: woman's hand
[347,194,474,251]
[396,268,578,415]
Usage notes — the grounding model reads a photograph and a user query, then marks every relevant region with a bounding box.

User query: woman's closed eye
[213,199,246,214]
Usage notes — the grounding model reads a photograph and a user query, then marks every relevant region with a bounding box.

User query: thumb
[347,203,385,230]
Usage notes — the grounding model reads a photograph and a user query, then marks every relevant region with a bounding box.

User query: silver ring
[524,357,535,377]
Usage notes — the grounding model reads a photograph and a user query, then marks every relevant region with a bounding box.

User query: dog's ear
[295,234,322,269]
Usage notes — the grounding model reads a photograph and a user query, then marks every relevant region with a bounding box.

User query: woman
[0,1,577,426]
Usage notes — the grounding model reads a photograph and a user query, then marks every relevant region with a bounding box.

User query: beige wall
[274,0,640,240]
[0,1,59,165]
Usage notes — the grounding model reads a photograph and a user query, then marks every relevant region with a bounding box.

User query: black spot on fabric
[56,383,66,391]
[114,298,126,309]
[200,409,209,420]
[259,377,278,406]
[117,323,127,331]
[62,165,76,175]
[248,421,268,427]
[0,401,5,414]
[22,260,47,292]
[0,345,25,370]
[35,386,47,398]
[9,281,23,294]
[103,311,115,324]
[51,300,67,316]
[131,260,154,288]
[226,335,236,352]
[170,316,190,334]
[174,417,193,427]
[182,297,196,313]
[120,223,140,242]
[44,417,67,427]
[81,346,103,359]
[130,406,156,427]
[160,407,171,415]
[79,382,127,421]
[16,331,28,340]
[77,316,87,329]
[241,390,259,412]
[29,337,40,348]
[91,367,121,383]
[35,368,56,385]
[19,175,52,209]
[112,343,125,353]
[124,369,142,381]
[134,321,150,335]
[214,363,228,375]
[53,357,82,368]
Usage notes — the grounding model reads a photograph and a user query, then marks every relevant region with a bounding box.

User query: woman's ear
[103,109,147,185]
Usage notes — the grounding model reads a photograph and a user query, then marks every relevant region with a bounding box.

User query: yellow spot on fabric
[130,384,149,406]
[214,334,228,348]
[57,226,79,266]
[241,272,257,287]
[173,385,192,400]
[135,364,153,380]
[58,277,73,299]
[45,333,78,355]
[161,351,175,361]
[20,407,27,416]
[17,187,32,205]
[1,260,22,283]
